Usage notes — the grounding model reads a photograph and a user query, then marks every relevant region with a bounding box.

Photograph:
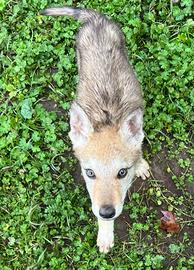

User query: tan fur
[75,126,140,162]
[93,177,121,207]
[74,126,141,209]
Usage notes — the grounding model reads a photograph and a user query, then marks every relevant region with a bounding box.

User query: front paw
[97,231,114,253]
[136,159,150,180]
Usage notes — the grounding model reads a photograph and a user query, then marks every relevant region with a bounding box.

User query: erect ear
[119,108,144,147]
[69,102,93,148]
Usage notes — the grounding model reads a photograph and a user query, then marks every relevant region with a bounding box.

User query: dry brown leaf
[160,210,180,233]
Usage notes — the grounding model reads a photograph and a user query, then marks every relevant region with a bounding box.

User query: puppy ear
[119,108,144,147]
[69,102,93,148]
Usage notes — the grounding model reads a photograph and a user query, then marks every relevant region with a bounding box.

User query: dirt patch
[151,149,183,195]
[40,99,67,117]
[115,210,131,241]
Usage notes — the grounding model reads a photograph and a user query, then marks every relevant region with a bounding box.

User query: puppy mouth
[95,211,122,221]
[99,216,116,221]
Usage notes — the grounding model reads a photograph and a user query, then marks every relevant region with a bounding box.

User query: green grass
[0,0,193,269]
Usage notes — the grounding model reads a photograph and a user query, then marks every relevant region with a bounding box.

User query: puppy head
[69,102,144,220]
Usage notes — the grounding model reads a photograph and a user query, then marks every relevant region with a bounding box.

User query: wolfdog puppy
[41,6,150,253]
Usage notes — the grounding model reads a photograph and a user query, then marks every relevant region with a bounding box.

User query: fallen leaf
[160,210,180,233]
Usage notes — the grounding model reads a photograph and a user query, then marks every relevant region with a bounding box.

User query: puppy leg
[135,158,150,180]
[97,219,114,253]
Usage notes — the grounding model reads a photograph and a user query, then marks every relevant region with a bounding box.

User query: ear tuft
[69,102,93,148]
[120,108,144,147]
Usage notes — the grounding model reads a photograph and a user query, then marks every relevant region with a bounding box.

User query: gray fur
[41,7,143,130]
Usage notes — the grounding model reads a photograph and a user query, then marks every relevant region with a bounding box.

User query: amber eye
[117,168,128,179]
[85,169,96,179]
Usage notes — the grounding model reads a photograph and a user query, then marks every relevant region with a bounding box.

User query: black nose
[99,205,116,219]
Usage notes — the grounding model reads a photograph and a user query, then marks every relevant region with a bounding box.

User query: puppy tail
[40,6,103,23]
